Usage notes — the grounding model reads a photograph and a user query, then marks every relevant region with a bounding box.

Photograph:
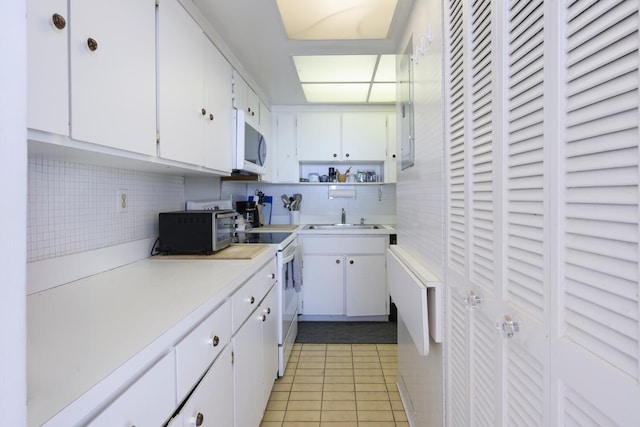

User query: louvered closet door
[446,0,504,426]
[555,1,640,425]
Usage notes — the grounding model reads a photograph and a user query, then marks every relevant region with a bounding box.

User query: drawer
[302,236,387,254]
[260,259,277,298]
[231,272,263,332]
[175,300,231,402]
[88,351,176,426]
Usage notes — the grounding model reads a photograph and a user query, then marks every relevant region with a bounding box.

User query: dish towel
[292,245,303,292]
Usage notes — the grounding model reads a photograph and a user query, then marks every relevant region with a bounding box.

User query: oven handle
[282,243,297,264]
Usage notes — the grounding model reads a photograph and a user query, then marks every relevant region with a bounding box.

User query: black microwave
[158,210,238,255]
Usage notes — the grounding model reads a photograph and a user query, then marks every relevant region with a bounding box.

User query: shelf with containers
[298,163,384,183]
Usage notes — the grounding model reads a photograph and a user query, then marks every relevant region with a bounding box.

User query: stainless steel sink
[304,224,382,230]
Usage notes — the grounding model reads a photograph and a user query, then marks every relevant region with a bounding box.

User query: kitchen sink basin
[304,224,383,230]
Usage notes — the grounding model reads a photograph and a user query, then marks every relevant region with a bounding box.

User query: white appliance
[234,230,299,377]
[233,109,267,174]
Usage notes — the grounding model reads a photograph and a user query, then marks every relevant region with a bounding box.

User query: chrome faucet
[341,208,346,224]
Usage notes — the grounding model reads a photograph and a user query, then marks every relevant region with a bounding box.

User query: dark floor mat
[295,321,397,344]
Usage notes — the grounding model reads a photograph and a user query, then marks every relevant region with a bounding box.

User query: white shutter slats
[564,385,618,427]
[449,0,467,273]
[507,344,544,427]
[472,312,497,427]
[450,294,468,427]
[471,0,494,290]
[564,0,640,381]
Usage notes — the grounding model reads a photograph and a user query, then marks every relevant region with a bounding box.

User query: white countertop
[296,224,395,236]
[27,248,276,427]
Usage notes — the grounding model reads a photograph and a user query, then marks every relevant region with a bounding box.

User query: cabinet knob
[333,153,338,158]
[392,154,397,158]
[191,412,204,426]
[209,113,214,121]
[349,260,354,265]
[201,108,206,116]
[249,296,255,304]
[345,153,350,158]
[271,273,276,279]
[208,335,220,347]
[335,259,340,264]
[87,37,98,52]
[266,307,271,315]
[261,314,267,322]
[52,13,66,30]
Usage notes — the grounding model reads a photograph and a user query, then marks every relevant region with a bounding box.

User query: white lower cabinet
[301,236,389,317]
[88,351,176,426]
[169,346,233,427]
[233,284,278,427]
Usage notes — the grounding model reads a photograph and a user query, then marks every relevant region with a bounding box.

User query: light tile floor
[260,343,409,427]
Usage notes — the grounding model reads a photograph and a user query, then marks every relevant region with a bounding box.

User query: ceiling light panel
[301,83,370,103]
[293,55,378,82]
[276,0,398,40]
[369,83,396,103]
[374,54,397,82]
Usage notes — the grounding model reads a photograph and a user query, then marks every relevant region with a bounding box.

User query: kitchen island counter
[27,247,276,427]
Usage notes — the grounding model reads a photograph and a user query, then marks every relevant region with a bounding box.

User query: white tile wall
[222,182,396,225]
[27,157,185,262]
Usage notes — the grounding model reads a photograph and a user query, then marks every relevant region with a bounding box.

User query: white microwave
[233,109,267,174]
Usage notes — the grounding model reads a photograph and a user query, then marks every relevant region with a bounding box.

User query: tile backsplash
[222,182,396,225]
[27,157,185,262]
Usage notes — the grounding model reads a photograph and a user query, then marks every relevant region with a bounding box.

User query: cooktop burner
[234,232,292,245]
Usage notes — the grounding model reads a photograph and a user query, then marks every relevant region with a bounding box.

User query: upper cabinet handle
[52,13,66,30]
[87,38,98,52]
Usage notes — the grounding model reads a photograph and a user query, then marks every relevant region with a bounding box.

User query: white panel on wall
[27,157,185,262]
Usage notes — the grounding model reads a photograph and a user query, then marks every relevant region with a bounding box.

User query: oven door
[278,240,299,376]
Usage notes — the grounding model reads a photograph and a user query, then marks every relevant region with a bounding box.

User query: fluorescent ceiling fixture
[293,54,396,103]
[369,83,396,103]
[276,0,398,40]
[374,55,396,82]
[301,84,370,103]
[294,55,378,82]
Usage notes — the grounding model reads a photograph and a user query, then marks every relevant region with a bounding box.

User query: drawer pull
[266,307,271,315]
[270,273,275,279]
[191,412,204,426]
[87,37,98,52]
[52,13,66,30]
[250,296,255,304]
[208,335,220,347]
[261,314,267,322]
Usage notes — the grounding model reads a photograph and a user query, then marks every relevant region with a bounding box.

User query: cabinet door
[296,113,341,161]
[346,255,387,316]
[158,0,204,165]
[233,308,263,427]
[178,346,233,427]
[272,113,299,182]
[262,287,279,405]
[302,255,344,315]
[203,39,232,173]
[341,112,388,161]
[70,0,156,155]
[246,88,260,127]
[27,0,69,135]
[385,113,398,183]
[232,72,248,113]
[88,352,176,427]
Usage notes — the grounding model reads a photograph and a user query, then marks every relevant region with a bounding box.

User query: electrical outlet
[118,189,128,213]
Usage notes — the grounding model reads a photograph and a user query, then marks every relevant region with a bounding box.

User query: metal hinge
[231,351,235,364]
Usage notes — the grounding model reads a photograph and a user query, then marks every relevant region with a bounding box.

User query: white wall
[395,0,445,280]
[0,1,27,424]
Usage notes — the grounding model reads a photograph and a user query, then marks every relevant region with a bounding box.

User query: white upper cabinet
[232,73,261,128]
[296,112,389,162]
[27,0,156,156]
[159,0,232,170]
[296,113,342,161]
[203,39,233,173]
[272,113,299,183]
[341,112,388,161]
[27,0,69,136]
[69,0,156,155]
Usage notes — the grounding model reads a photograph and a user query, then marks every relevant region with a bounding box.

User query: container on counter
[367,170,377,182]
[308,173,319,182]
[356,170,366,183]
